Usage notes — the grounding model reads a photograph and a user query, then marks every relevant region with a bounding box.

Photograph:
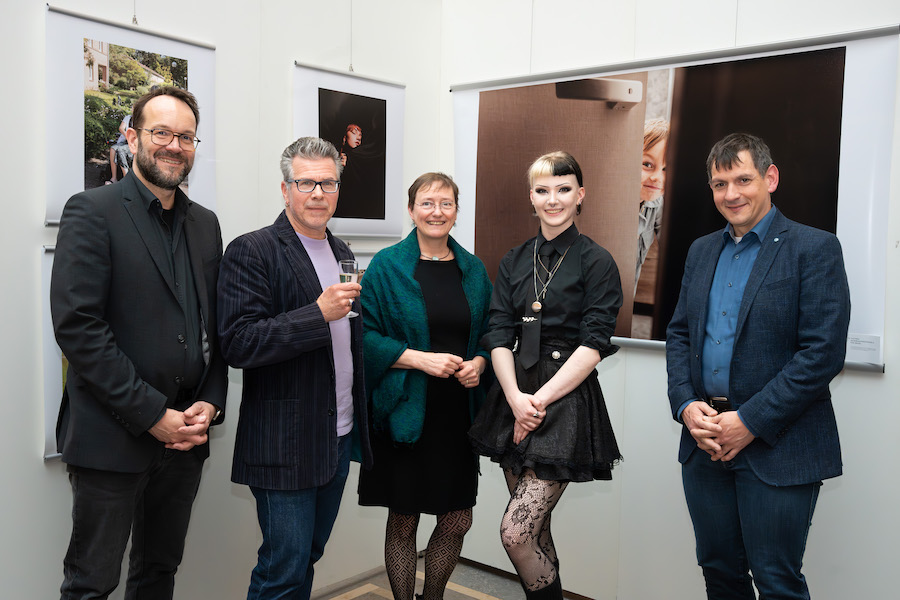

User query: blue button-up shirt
[678,207,776,429]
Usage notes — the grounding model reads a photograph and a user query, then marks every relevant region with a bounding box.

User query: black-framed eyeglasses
[135,128,201,150]
[288,179,340,194]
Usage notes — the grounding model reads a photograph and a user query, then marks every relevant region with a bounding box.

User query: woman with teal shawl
[358,173,492,600]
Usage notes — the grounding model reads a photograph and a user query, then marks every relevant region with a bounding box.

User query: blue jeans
[61,449,204,600]
[247,435,351,600]
[682,450,821,600]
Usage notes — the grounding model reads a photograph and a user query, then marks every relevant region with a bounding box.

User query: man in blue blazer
[666,133,850,599]
[218,137,373,599]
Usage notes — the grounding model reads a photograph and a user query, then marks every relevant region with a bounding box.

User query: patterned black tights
[384,509,473,600]
[501,469,568,592]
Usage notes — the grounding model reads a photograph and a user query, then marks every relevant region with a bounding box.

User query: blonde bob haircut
[527,151,584,188]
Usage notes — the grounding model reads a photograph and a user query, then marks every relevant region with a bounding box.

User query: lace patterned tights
[384,508,473,600]
[501,469,568,592]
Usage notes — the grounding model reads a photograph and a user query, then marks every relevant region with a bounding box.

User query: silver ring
[533,412,540,418]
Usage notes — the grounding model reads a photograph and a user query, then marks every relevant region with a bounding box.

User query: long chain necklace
[531,236,577,313]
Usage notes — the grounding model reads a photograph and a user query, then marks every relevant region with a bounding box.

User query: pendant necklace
[531,235,577,313]
[420,248,452,261]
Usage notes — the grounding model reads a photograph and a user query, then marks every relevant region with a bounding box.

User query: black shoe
[523,575,562,600]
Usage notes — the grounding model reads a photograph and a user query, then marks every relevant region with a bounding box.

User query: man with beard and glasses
[51,86,227,600]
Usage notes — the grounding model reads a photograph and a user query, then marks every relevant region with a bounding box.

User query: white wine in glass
[339,259,359,318]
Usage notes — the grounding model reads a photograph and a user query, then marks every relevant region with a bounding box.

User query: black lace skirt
[468,341,621,482]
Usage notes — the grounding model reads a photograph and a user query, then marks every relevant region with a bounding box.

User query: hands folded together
[509,391,546,444]
[149,401,219,451]
[418,352,485,390]
[682,400,756,462]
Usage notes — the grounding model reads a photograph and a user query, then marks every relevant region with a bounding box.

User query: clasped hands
[418,352,484,389]
[149,401,218,451]
[682,400,755,462]
[510,391,546,445]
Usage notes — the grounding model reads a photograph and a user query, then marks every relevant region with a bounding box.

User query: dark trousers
[682,450,821,600]
[60,449,205,600]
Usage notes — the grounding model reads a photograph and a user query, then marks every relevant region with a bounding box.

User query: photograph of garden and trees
[83,38,188,189]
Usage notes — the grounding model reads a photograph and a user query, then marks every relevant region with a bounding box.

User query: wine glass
[339,259,359,318]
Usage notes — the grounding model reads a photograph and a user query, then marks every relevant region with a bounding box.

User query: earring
[576,203,582,215]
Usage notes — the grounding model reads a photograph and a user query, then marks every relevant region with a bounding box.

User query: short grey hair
[280,136,343,181]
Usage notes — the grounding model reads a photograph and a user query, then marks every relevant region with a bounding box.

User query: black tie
[518,242,555,370]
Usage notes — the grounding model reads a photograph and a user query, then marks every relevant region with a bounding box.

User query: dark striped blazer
[218,211,372,490]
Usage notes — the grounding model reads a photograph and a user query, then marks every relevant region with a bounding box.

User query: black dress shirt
[134,180,205,391]
[481,223,623,358]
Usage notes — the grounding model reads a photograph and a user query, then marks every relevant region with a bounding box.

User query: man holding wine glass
[217,136,372,600]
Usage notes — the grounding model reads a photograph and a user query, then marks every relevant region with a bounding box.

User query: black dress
[469,224,624,482]
[358,259,478,515]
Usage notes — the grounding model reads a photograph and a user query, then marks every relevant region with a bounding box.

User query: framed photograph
[81,39,189,192]
[43,6,218,456]
[293,62,405,237]
[42,247,63,459]
[452,29,898,368]
[45,6,217,223]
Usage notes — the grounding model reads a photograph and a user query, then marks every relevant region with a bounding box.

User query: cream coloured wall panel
[442,0,533,86]
[634,0,739,59]
[530,0,637,74]
[736,0,900,46]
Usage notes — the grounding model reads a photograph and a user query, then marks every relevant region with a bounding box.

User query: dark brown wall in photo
[656,47,845,339]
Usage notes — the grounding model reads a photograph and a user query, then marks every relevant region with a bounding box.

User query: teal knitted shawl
[361,229,492,444]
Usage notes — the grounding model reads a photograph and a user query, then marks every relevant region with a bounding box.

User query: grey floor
[312,555,529,600]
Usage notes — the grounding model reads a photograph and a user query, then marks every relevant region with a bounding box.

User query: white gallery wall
[1,1,899,598]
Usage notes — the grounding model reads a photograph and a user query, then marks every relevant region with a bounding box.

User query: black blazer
[50,172,227,473]
[218,212,373,490]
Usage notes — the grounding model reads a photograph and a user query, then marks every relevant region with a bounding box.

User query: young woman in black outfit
[469,151,623,599]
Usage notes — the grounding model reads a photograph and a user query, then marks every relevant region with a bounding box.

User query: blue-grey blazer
[218,211,373,490]
[666,208,850,486]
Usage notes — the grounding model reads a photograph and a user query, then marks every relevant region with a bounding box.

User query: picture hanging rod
[47,3,216,50]
[294,61,406,89]
[612,336,884,373]
[450,24,899,92]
